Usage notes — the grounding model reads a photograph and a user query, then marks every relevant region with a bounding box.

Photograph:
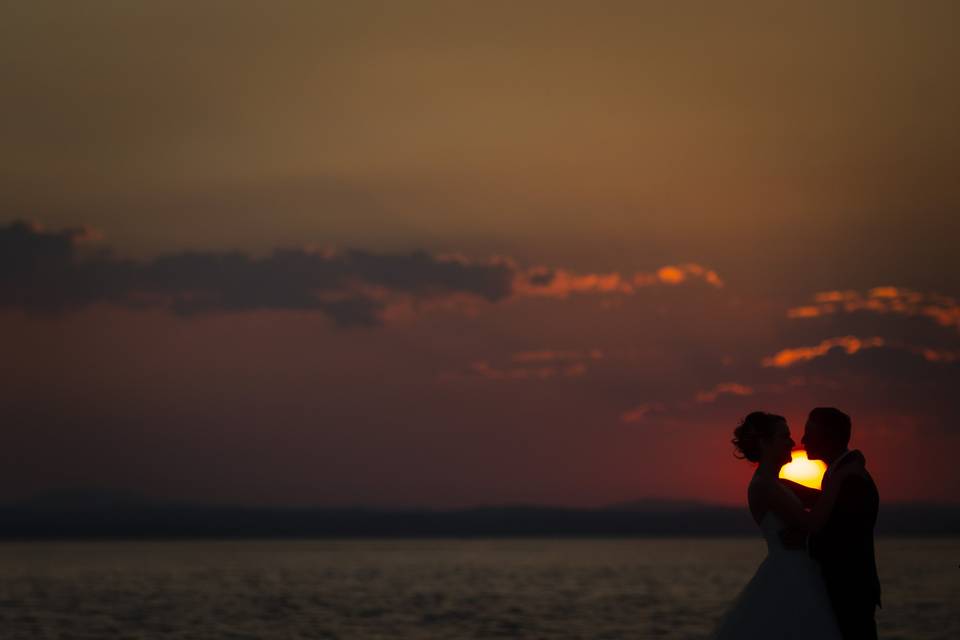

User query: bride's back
[748,476,802,555]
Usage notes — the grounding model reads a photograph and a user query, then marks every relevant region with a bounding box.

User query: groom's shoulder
[837,464,879,504]
[839,449,866,467]
[837,450,875,480]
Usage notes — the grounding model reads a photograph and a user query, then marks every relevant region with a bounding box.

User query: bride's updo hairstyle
[732,411,786,462]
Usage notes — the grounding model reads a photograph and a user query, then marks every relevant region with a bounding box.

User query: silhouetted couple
[710,408,881,640]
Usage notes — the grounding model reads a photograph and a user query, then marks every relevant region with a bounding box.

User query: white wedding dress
[709,479,843,639]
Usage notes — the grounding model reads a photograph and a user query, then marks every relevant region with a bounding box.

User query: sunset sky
[3,1,959,507]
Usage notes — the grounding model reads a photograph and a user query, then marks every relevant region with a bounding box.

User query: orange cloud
[762,336,885,368]
[763,335,960,369]
[868,286,901,299]
[512,269,632,298]
[562,362,588,377]
[443,347,602,382]
[620,402,666,424]
[513,262,723,299]
[681,376,839,410]
[918,348,960,363]
[656,266,686,284]
[813,290,858,303]
[695,382,755,404]
[923,305,960,329]
[787,305,825,319]
[788,287,960,332]
[657,263,724,287]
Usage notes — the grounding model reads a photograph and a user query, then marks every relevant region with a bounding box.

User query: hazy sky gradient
[3,1,959,506]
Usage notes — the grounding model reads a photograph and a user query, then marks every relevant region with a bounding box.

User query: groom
[801,407,882,640]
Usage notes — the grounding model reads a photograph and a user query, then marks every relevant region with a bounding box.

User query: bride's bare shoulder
[747,476,774,522]
[748,474,777,495]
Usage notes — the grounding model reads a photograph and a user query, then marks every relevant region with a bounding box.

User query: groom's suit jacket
[809,449,881,610]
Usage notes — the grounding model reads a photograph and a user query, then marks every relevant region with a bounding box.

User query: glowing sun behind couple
[710,407,880,640]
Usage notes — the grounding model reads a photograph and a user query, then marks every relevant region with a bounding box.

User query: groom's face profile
[801,419,826,461]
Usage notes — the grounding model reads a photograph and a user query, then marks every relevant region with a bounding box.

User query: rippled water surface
[0,538,956,639]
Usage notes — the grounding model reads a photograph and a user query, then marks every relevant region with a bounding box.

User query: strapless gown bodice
[759,510,796,555]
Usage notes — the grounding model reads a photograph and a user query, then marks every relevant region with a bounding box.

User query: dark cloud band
[0,221,515,327]
[1,221,724,327]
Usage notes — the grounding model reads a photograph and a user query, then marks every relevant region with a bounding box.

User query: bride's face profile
[763,420,795,466]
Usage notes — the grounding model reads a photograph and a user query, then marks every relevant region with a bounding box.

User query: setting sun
[779,450,827,489]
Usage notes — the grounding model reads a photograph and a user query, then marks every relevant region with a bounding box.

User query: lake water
[0,538,956,639]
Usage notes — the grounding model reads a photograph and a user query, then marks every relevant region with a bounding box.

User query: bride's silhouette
[709,410,879,639]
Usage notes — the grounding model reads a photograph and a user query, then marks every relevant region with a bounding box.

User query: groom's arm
[778,479,821,510]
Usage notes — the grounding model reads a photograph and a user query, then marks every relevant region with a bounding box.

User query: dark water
[0,538,956,639]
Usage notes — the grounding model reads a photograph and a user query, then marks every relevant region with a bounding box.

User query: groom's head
[802,407,851,463]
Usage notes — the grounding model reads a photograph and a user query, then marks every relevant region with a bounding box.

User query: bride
[709,411,860,639]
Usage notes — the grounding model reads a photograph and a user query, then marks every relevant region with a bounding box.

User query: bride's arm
[760,460,863,532]
[757,479,811,531]
[768,466,864,535]
[779,479,820,509]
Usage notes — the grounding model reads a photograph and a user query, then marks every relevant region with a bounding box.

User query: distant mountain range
[2,490,958,538]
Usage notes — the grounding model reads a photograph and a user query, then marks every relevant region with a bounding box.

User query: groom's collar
[823,448,853,482]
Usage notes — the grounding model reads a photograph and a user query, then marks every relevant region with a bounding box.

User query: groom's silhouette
[802,407,881,640]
